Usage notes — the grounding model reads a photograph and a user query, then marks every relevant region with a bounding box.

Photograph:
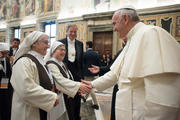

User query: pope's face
[53,45,66,62]
[112,14,127,38]
[33,36,50,56]
[67,26,77,40]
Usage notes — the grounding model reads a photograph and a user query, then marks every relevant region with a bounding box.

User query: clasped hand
[78,80,93,94]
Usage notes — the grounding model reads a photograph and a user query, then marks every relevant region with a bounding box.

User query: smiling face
[112,13,129,39]
[12,40,20,48]
[67,25,77,40]
[32,35,50,56]
[53,45,66,62]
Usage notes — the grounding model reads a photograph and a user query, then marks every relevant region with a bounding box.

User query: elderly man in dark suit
[58,24,84,120]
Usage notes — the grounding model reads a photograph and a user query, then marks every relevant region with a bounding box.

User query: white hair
[115,7,140,21]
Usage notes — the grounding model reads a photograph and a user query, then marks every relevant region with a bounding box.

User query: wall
[0,3,179,56]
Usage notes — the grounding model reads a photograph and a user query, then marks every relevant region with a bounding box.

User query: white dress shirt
[67,37,76,62]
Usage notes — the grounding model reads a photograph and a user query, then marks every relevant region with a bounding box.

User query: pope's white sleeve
[92,71,118,91]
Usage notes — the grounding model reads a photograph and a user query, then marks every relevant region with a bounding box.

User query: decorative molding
[83,11,113,20]
[57,16,84,23]
[20,24,36,29]
[138,4,180,16]
[88,25,113,32]
[7,18,21,27]
[38,11,59,22]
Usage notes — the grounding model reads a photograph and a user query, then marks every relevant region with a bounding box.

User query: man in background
[83,41,101,109]
[9,38,20,64]
[58,24,84,120]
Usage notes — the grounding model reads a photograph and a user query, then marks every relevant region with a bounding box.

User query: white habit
[92,22,180,120]
[11,52,57,120]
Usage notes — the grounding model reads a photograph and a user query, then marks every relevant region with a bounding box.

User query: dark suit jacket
[0,57,11,80]
[83,49,101,76]
[99,43,125,76]
[9,47,18,56]
[58,38,84,80]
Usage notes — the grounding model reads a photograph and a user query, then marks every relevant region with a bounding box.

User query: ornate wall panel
[175,16,180,39]
[139,12,180,40]
[21,26,36,41]
[0,31,6,42]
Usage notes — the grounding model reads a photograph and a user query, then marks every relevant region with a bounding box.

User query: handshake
[54,80,93,107]
[78,80,93,95]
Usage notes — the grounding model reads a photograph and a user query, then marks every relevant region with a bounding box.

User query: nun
[10,31,59,120]
[45,41,91,120]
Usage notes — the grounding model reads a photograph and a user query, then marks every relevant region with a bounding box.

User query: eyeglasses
[38,41,50,45]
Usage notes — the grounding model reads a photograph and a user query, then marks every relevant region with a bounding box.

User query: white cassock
[11,57,57,120]
[46,59,81,120]
[92,22,180,120]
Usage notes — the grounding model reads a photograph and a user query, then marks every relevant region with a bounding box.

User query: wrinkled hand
[54,95,59,107]
[88,65,100,74]
[81,80,93,89]
[10,56,14,64]
[78,80,93,94]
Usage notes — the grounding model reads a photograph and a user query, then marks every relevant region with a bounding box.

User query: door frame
[87,25,122,57]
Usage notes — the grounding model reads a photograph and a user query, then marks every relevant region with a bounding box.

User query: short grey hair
[115,8,140,21]
[66,23,78,33]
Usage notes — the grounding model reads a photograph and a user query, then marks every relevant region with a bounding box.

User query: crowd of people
[0,6,180,120]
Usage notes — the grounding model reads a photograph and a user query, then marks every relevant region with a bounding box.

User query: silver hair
[66,23,78,33]
[115,8,140,21]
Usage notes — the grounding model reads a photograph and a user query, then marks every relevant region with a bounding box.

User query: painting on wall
[54,0,61,12]
[94,0,110,12]
[175,16,180,37]
[25,0,35,16]
[11,0,20,18]
[0,0,7,20]
[40,0,53,13]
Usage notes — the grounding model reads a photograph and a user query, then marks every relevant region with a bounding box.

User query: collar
[12,47,18,50]
[51,57,64,66]
[28,50,45,65]
[126,22,143,40]
[87,48,93,51]
[67,37,75,44]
